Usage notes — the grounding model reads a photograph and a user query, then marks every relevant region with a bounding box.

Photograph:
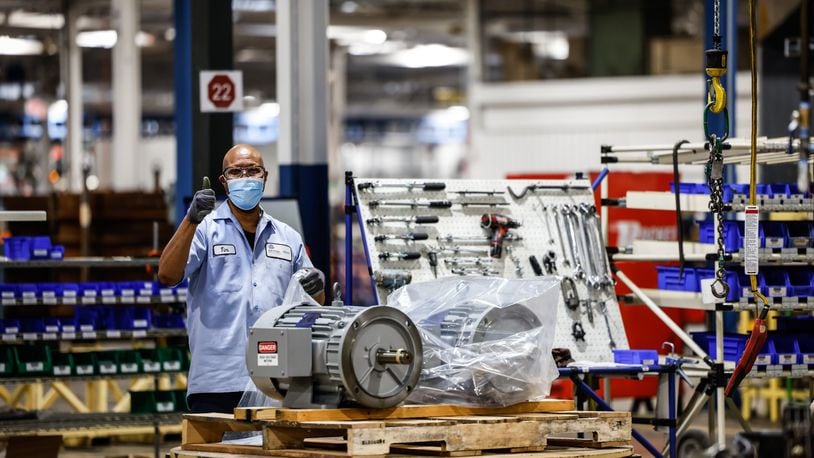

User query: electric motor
[417,302,542,401]
[247,303,423,409]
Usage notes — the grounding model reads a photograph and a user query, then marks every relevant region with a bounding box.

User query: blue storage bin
[656,266,699,292]
[796,334,814,365]
[131,307,151,330]
[787,271,814,297]
[613,349,658,365]
[670,182,710,194]
[60,316,77,333]
[95,307,117,330]
[0,284,16,301]
[79,283,99,298]
[691,332,747,362]
[0,319,20,334]
[155,281,173,297]
[74,308,98,332]
[29,236,51,259]
[38,283,62,299]
[116,281,141,297]
[98,282,117,297]
[787,222,814,248]
[767,184,789,198]
[3,237,31,260]
[770,334,800,365]
[753,338,774,367]
[698,221,749,252]
[43,317,60,333]
[137,282,156,296]
[49,245,64,260]
[697,269,740,301]
[152,314,185,329]
[763,222,789,249]
[17,284,37,302]
[762,270,790,297]
[21,318,45,334]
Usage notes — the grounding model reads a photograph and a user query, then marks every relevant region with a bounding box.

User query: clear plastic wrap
[388,276,560,407]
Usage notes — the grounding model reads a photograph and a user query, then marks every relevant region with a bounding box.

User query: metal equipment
[379,251,421,261]
[374,269,412,292]
[358,181,446,192]
[247,301,423,409]
[374,233,429,242]
[416,301,543,402]
[366,215,440,226]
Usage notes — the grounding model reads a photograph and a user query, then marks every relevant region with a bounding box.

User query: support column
[111,0,141,190]
[277,0,330,283]
[465,0,482,177]
[173,0,233,224]
[66,2,83,193]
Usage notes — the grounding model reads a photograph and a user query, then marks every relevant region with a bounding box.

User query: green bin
[52,352,73,376]
[172,389,189,412]
[130,390,176,414]
[0,347,16,377]
[157,347,182,372]
[95,351,119,375]
[117,350,141,375]
[15,345,52,376]
[73,352,96,376]
[138,349,161,373]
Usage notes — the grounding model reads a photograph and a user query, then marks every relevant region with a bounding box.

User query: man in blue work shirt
[158,144,325,413]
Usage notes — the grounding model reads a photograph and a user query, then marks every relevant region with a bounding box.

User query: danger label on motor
[258,341,278,353]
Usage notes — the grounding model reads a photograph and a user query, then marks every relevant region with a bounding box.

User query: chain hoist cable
[706,0,728,113]
[705,134,729,299]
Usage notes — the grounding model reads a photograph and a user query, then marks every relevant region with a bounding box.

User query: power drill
[480,214,520,259]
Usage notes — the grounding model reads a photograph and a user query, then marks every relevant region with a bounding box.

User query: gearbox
[247,302,423,409]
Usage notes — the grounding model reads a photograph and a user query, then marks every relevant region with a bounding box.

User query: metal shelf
[0,370,187,384]
[0,328,186,343]
[623,191,814,213]
[0,412,182,436]
[1,294,186,307]
[613,240,814,265]
[0,257,159,268]
[0,211,47,222]
[601,136,814,166]
[622,289,814,312]
[748,367,814,379]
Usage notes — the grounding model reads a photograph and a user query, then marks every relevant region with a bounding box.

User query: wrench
[506,246,523,277]
[560,205,584,280]
[553,208,572,268]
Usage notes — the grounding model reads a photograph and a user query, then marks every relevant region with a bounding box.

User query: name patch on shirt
[266,243,292,261]
[213,244,236,256]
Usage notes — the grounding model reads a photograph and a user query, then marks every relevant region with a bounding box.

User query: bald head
[222,144,264,170]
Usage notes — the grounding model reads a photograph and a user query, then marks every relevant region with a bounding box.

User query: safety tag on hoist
[743,206,760,275]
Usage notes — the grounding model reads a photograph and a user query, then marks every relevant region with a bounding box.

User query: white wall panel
[469,72,753,182]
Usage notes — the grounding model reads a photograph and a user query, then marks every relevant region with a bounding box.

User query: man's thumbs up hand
[187,176,216,224]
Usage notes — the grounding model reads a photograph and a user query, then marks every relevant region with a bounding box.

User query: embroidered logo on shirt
[212,244,237,256]
[266,243,292,261]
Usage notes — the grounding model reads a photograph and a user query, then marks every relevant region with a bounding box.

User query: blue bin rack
[691,332,747,362]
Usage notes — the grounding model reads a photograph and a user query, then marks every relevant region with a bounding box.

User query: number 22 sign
[199,70,244,112]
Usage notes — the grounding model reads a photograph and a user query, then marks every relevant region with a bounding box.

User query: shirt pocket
[207,252,245,293]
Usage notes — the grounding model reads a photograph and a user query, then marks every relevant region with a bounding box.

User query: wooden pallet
[169,445,635,458]
[181,401,632,457]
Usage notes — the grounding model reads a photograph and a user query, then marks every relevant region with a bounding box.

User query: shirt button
[254,305,260,311]
[253,282,257,287]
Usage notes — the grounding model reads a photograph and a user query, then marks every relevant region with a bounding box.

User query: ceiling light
[340,1,359,14]
[8,10,64,29]
[164,27,176,41]
[76,30,117,48]
[363,29,387,45]
[385,44,468,68]
[135,31,155,47]
[258,102,280,117]
[446,105,470,121]
[0,36,44,55]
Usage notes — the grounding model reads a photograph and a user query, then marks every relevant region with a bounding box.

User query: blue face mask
[227,178,264,211]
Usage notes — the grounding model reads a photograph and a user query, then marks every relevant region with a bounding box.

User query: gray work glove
[187,176,215,224]
[296,268,325,296]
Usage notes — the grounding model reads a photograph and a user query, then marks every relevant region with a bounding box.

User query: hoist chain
[706,135,729,299]
[713,0,721,47]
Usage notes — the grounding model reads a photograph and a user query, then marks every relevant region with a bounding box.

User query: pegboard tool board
[352,177,629,362]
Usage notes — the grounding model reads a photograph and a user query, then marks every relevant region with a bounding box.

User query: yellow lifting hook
[705,48,728,113]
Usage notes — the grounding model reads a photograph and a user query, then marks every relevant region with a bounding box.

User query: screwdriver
[366,215,440,225]
[369,200,453,209]
[427,251,438,278]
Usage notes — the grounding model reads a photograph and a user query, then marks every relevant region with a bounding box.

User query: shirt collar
[213,201,276,234]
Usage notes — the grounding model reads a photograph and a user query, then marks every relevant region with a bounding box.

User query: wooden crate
[180,401,632,457]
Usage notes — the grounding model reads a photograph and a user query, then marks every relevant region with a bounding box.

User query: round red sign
[207,74,235,108]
